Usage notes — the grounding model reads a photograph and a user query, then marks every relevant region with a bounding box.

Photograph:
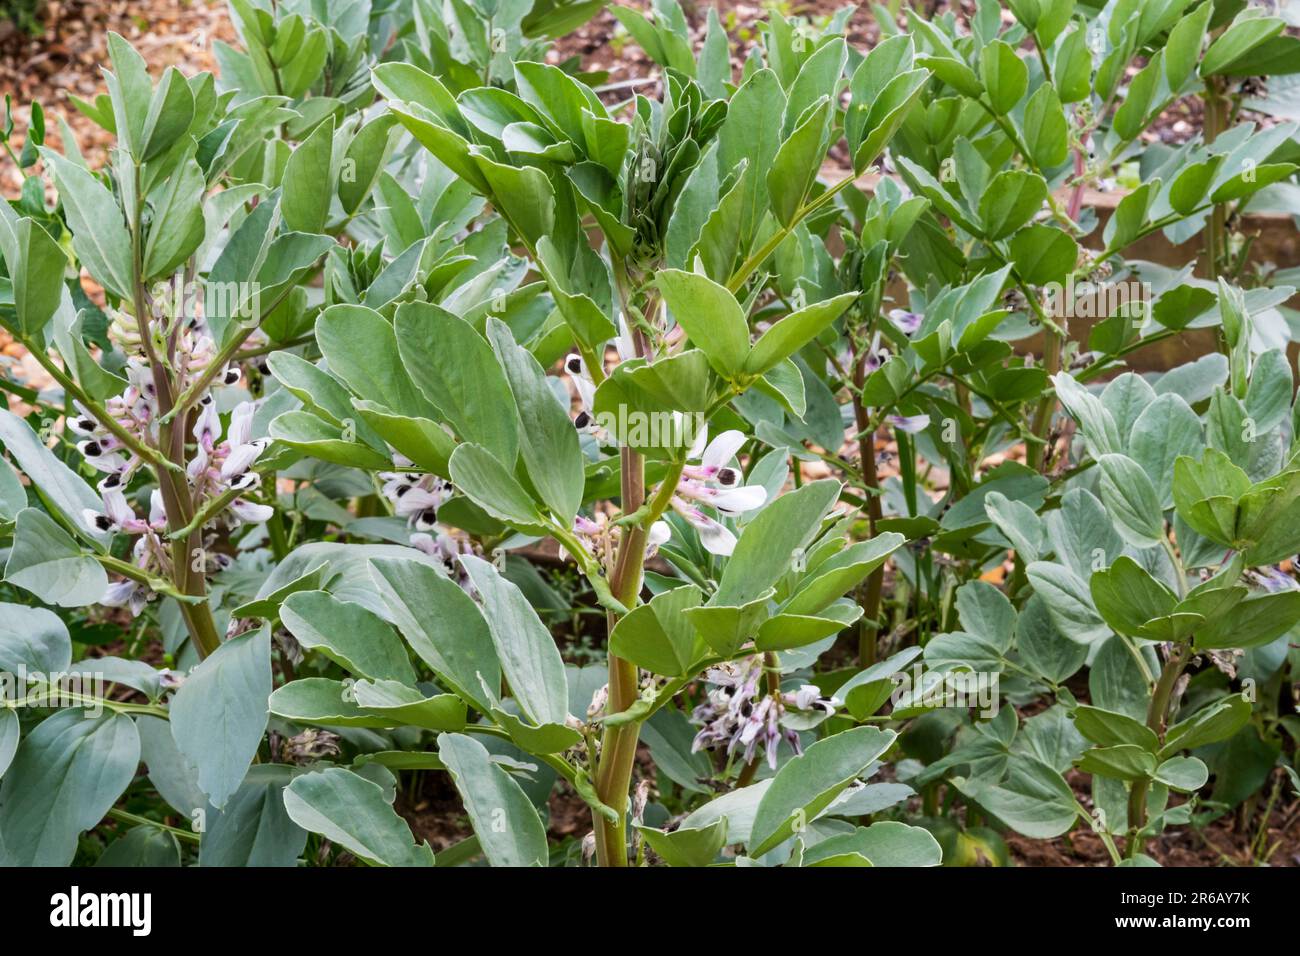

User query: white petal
[192,401,220,445]
[100,580,138,608]
[220,441,264,479]
[227,400,257,447]
[647,520,672,547]
[573,375,596,412]
[687,422,709,461]
[697,519,737,556]
[149,490,167,525]
[615,314,636,362]
[229,498,273,524]
[102,487,136,526]
[702,429,746,470]
[712,484,767,514]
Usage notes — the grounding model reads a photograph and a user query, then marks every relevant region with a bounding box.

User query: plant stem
[128,161,221,659]
[591,441,684,865]
[1126,642,1193,857]
[107,808,201,843]
[593,446,645,867]
[1202,75,1228,281]
[851,349,883,666]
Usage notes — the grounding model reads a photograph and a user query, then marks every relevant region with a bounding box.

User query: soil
[1006,769,1300,867]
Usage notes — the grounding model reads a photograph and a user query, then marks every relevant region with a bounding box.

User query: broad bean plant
[0,0,1296,868]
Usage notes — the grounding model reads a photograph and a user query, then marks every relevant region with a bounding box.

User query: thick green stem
[128,161,221,659]
[593,446,646,867]
[1126,643,1193,857]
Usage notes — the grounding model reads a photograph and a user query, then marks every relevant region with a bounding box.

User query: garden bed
[0,0,1296,875]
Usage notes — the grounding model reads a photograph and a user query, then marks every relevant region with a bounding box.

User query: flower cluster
[379,459,479,588]
[75,311,270,614]
[690,656,839,770]
[379,461,452,530]
[667,428,767,556]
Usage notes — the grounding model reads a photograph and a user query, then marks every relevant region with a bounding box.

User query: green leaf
[1077,744,1157,782]
[636,818,728,867]
[352,401,455,478]
[395,303,519,465]
[4,508,107,607]
[281,116,334,233]
[1201,16,1285,76]
[657,269,751,377]
[198,765,306,867]
[315,305,440,419]
[978,170,1048,240]
[269,412,394,470]
[1161,695,1251,757]
[1026,561,1109,645]
[755,605,861,652]
[471,151,555,248]
[983,491,1044,563]
[716,68,786,250]
[281,590,417,684]
[0,710,17,779]
[1211,163,1298,203]
[1128,394,1203,509]
[766,97,832,228]
[749,725,897,856]
[1015,594,1086,684]
[533,236,618,347]
[609,584,703,677]
[1164,0,1212,89]
[808,820,943,866]
[783,533,905,617]
[1236,469,1300,566]
[448,443,548,531]
[1097,453,1165,547]
[368,557,500,713]
[486,318,583,523]
[268,677,395,728]
[980,40,1027,113]
[1072,704,1159,752]
[351,680,467,732]
[955,755,1079,839]
[1089,556,1180,639]
[1154,756,1208,792]
[1195,590,1300,650]
[0,602,70,678]
[142,152,205,280]
[715,478,841,606]
[284,767,433,866]
[96,825,181,867]
[169,626,271,810]
[744,293,856,376]
[459,555,569,727]
[684,589,775,658]
[0,203,65,337]
[0,710,139,865]
[0,410,109,548]
[1172,449,1250,546]
[1020,83,1069,169]
[1009,224,1077,286]
[436,732,548,867]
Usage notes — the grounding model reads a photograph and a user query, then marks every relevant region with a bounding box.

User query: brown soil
[1006,769,1300,867]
